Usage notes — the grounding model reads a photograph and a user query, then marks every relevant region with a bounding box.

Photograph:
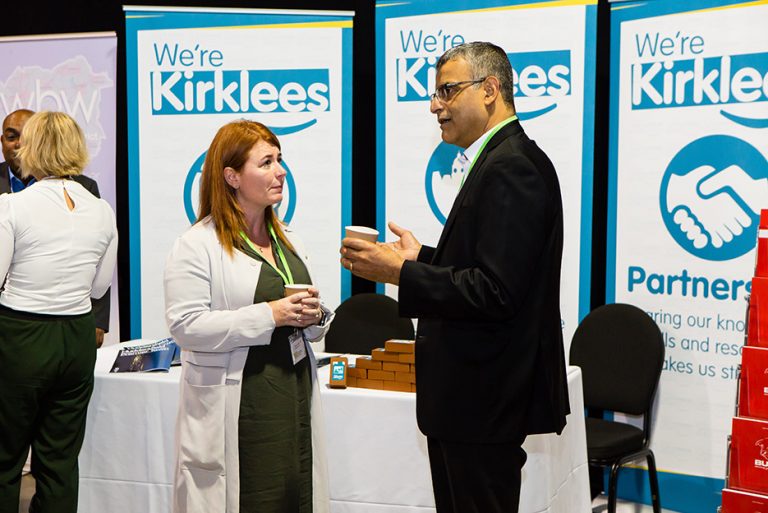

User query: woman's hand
[269,287,323,328]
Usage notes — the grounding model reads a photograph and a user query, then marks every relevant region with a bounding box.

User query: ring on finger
[295,314,301,322]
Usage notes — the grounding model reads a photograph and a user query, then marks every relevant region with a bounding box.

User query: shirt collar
[461,115,518,167]
[7,166,34,193]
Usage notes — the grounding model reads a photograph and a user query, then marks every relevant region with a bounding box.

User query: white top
[0,178,117,315]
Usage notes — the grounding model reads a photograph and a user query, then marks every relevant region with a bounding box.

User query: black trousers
[0,306,96,513]
[427,436,527,513]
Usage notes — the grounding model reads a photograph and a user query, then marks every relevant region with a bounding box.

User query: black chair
[324,293,415,354]
[569,303,665,513]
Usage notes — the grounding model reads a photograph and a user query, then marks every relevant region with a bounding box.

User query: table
[78,343,590,513]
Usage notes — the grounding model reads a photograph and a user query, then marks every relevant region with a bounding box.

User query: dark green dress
[238,237,313,513]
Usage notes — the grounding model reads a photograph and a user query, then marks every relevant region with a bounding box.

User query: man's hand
[385,222,422,261]
[95,328,105,348]
[340,237,405,285]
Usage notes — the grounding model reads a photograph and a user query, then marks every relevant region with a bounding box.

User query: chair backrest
[569,303,665,416]
[324,293,415,354]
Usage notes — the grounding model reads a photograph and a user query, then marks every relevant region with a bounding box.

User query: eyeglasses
[430,77,487,103]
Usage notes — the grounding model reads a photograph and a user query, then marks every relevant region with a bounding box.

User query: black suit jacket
[398,120,569,443]
[0,162,111,331]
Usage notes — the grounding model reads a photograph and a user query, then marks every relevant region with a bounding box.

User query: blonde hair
[16,111,88,179]
[197,120,295,256]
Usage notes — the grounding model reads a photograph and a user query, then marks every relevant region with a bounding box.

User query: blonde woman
[0,111,117,513]
[164,120,332,513]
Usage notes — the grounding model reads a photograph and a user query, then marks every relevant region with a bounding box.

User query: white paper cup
[345,225,379,243]
[284,284,312,297]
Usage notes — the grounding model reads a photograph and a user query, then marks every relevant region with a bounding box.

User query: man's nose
[429,96,442,114]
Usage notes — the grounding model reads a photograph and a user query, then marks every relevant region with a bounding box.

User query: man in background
[1,108,111,347]
[340,42,569,513]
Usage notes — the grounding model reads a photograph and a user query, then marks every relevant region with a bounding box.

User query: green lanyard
[240,224,294,285]
[459,115,518,190]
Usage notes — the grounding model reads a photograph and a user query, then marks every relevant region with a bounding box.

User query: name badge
[289,330,307,365]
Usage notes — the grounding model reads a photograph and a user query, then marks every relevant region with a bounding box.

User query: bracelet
[317,309,328,327]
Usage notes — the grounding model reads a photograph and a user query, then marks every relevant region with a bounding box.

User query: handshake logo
[424,142,468,224]
[660,135,768,261]
[184,150,297,225]
[181,122,315,225]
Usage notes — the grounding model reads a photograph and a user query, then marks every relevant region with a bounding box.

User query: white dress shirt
[462,116,519,169]
[0,178,117,315]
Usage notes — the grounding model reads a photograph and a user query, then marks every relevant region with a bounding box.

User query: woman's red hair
[197,120,294,255]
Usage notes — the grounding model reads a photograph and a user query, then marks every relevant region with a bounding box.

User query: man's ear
[483,77,501,105]
[223,166,240,189]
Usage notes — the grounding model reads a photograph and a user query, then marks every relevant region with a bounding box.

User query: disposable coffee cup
[345,225,379,243]
[284,284,312,297]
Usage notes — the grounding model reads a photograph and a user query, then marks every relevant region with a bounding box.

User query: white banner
[376,0,597,348]
[126,7,353,339]
[609,0,768,510]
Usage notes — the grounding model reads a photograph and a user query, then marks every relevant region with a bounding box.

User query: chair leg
[646,451,661,513]
[607,462,621,513]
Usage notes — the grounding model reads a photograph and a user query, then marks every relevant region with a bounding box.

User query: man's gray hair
[436,42,516,107]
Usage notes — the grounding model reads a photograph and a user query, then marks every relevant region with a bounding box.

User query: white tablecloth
[78,343,590,513]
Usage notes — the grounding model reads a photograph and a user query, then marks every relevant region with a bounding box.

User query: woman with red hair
[164,120,332,513]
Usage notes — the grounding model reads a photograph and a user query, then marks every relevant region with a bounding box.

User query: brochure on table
[110,337,180,373]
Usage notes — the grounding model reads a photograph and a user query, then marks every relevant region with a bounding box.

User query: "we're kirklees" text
[150,43,331,115]
[631,31,768,109]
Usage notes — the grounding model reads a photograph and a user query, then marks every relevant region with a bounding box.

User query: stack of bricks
[346,339,416,392]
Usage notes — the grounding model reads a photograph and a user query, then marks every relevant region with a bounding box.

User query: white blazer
[164,217,333,513]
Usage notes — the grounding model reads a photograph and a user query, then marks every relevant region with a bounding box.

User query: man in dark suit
[1,109,111,346]
[340,42,569,513]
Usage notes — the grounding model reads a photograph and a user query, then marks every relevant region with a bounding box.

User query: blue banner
[376,0,597,354]
[608,1,768,511]
[125,7,353,338]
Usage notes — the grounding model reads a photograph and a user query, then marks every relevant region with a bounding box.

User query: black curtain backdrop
[7,0,610,342]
